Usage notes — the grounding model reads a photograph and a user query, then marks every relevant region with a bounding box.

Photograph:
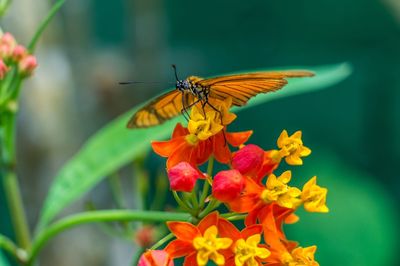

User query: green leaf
[37,62,352,230]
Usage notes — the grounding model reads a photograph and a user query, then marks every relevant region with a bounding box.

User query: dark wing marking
[127,90,196,128]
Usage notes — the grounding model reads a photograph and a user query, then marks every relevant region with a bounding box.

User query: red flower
[152,123,252,170]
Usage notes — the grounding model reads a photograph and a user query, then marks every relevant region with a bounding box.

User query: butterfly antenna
[172,64,179,80]
[118,81,174,85]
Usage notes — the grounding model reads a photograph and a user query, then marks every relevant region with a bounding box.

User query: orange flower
[218,219,270,266]
[165,212,232,266]
[228,175,300,242]
[152,123,252,170]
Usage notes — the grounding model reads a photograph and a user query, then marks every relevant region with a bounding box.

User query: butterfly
[127,65,314,128]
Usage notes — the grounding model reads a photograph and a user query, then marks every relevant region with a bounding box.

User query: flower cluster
[0,32,37,79]
[140,98,328,266]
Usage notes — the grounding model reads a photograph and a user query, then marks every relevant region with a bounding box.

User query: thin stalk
[149,233,174,250]
[28,0,66,52]
[1,111,31,250]
[27,210,190,265]
[0,234,26,262]
[199,156,214,209]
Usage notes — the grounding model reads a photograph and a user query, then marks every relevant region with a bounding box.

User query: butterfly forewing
[127,90,196,128]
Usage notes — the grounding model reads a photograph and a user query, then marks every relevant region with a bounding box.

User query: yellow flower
[261,171,302,209]
[277,130,311,165]
[193,225,232,266]
[281,246,319,266]
[234,234,270,266]
[187,98,236,141]
[301,176,329,213]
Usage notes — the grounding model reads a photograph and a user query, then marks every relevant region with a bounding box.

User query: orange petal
[213,133,231,164]
[165,239,194,258]
[198,211,219,234]
[166,144,193,169]
[217,218,241,240]
[241,224,263,239]
[228,193,261,213]
[152,137,186,157]
[172,123,189,138]
[183,252,197,266]
[167,222,199,241]
[226,130,253,147]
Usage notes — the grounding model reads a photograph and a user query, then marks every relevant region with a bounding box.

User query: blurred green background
[1,0,399,265]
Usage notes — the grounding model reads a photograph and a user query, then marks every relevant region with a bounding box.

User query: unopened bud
[12,45,27,62]
[232,144,264,176]
[18,55,37,76]
[167,162,200,192]
[212,169,245,202]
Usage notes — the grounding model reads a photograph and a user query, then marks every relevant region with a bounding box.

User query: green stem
[199,156,214,209]
[0,234,26,262]
[1,111,31,250]
[27,210,190,265]
[150,233,174,250]
[28,0,66,52]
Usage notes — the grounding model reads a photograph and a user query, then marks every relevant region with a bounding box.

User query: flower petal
[167,222,199,241]
[165,239,195,258]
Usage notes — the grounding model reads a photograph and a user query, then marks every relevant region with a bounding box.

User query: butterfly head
[172,64,190,92]
[176,79,191,92]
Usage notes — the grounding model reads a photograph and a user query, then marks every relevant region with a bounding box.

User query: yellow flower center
[193,226,232,266]
[234,234,270,266]
[186,98,236,141]
[185,133,199,145]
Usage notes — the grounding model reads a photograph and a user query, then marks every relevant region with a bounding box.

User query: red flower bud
[138,250,174,266]
[232,144,264,176]
[212,169,245,202]
[135,226,156,248]
[167,162,199,192]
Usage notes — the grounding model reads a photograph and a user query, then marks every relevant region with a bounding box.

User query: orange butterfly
[127,66,314,128]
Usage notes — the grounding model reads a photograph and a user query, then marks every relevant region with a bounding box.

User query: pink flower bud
[0,60,9,79]
[232,144,264,176]
[19,55,37,76]
[0,33,17,58]
[1,33,16,46]
[139,250,174,266]
[167,162,200,192]
[212,169,245,202]
[12,45,27,62]
[135,226,156,248]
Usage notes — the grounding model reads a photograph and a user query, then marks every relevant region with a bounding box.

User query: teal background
[1,0,399,265]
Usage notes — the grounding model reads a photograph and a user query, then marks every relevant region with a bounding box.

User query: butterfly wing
[127,90,196,128]
[197,71,314,106]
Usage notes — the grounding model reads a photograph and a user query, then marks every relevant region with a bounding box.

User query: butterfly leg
[181,97,202,121]
[205,101,227,146]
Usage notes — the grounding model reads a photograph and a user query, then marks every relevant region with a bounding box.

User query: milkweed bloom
[152,98,252,170]
[0,32,37,81]
[143,92,329,265]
